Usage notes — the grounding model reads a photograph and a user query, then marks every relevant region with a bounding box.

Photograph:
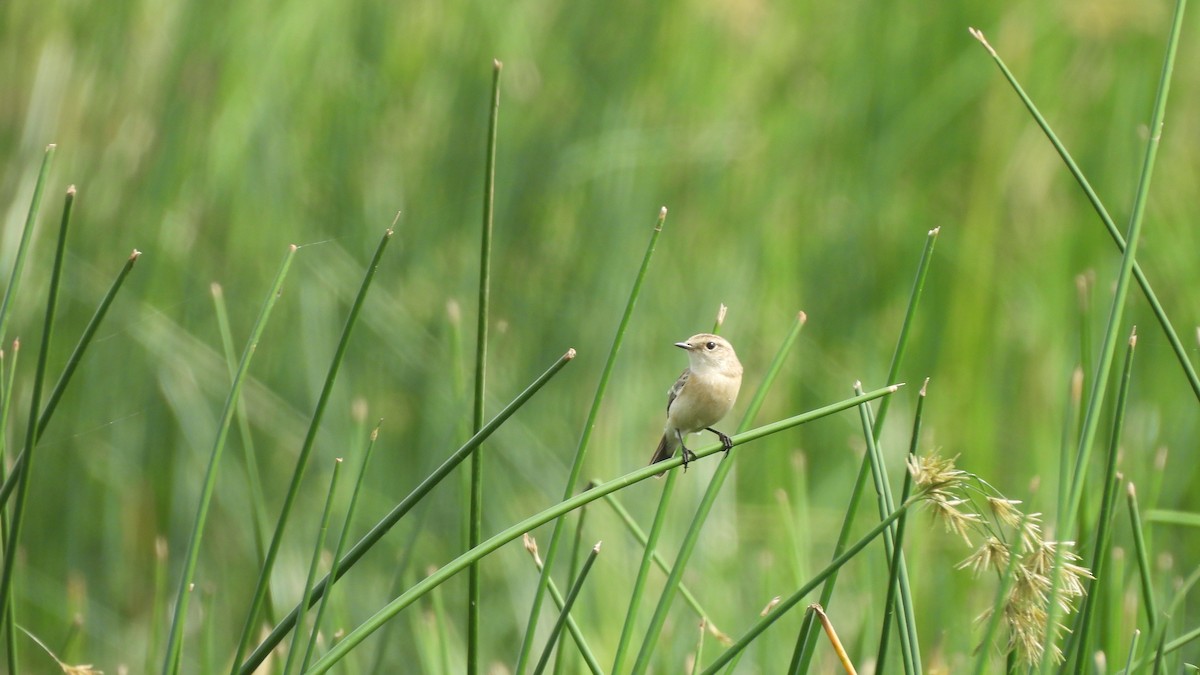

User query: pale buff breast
[666,370,740,433]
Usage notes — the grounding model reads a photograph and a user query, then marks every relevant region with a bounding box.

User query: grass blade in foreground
[1127,483,1158,636]
[532,542,601,675]
[969,27,1200,403]
[282,458,342,675]
[1039,1,1187,667]
[855,383,919,674]
[630,312,806,673]
[0,186,74,660]
[469,59,502,674]
[792,226,937,674]
[0,144,55,345]
[522,535,604,675]
[0,249,142,511]
[513,207,667,674]
[702,498,918,674]
[876,380,927,674]
[161,244,297,674]
[230,227,394,670]
[1071,328,1136,672]
[601,491,730,646]
[238,348,576,674]
[304,385,899,674]
[299,422,381,672]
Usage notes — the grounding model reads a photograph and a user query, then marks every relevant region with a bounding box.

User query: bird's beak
[674,341,691,350]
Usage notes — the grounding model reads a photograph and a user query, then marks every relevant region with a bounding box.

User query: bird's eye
[706,341,717,350]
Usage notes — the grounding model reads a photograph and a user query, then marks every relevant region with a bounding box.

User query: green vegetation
[1,0,1199,672]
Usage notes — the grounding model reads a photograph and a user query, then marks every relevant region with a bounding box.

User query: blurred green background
[2,0,1198,671]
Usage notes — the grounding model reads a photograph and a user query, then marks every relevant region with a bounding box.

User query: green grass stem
[161,244,296,674]
[1127,483,1158,636]
[1036,1,1187,667]
[855,382,919,675]
[874,226,938,437]
[1071,328,1136,673]
[304,384,900,673]
[238,348,576,674]
[1144,510,1200,527]
[876,379,927,674]
[554,501,589,675]
[513,206,667,674]
[0,186,75,656]
[230,228,393,670]
[282,458,343,675]
[701,497,919,674]
[532,542,601,675]
[469,59,502,675]
[0,249,141,510]
[970,23,1200,404]
[792,227,936,675]
[629,311,806,673]
[0,144,55,345]
[523,534,605,675]
[0,342,16,674]
[611,469,678,673]
[300,422,382,672]
[601,491,728,644]
[211,280,273,624]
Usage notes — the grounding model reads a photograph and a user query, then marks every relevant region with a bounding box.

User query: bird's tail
[649,432,678,478]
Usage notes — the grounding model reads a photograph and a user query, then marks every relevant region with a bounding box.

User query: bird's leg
[706,427,734,455]
[676,429,697,472]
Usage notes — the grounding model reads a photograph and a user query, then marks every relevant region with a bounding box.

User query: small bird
[649,333,743,475]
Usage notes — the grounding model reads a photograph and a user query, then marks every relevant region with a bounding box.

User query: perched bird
[649,333,743,475]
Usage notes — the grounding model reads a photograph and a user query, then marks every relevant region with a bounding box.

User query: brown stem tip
[920,377,930,397]
[129,249,143,263]
[797,310,808,324]
[565,348,577,360]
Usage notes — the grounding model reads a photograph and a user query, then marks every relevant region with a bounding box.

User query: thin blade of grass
[0,249,142,510]
[856,383,920,674]
[522,534,604,675]
[281,458,343,675]
[0,144,56,345]
[532,542,601,675]
[1038,0,1187,666]
[554,500,589,675]
[0,342,18,674]
[1071,329,1137,672]
[601,491,730,644]
[0,186,76,659]
[161,243,297,674]
[969,26,1200,404]
[230,227,394,670]
[1127,483,1158,636]
[469,59,502,674]
[629,312,807,673]
[210,280,273,625]
[238,348,576,674]
[299,421,382,672]
[877,380,928,674]
[513,206,667,674]
[701,498,919,674]
[1144,510,1200,527]
[303,385,900,674]
[792,227,938,675]
[611,469,679,673]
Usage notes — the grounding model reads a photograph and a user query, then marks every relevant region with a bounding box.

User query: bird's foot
[708,428,734,455]
[681,446,697,472]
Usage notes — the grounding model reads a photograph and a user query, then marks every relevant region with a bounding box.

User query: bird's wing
[666,368,689,414]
